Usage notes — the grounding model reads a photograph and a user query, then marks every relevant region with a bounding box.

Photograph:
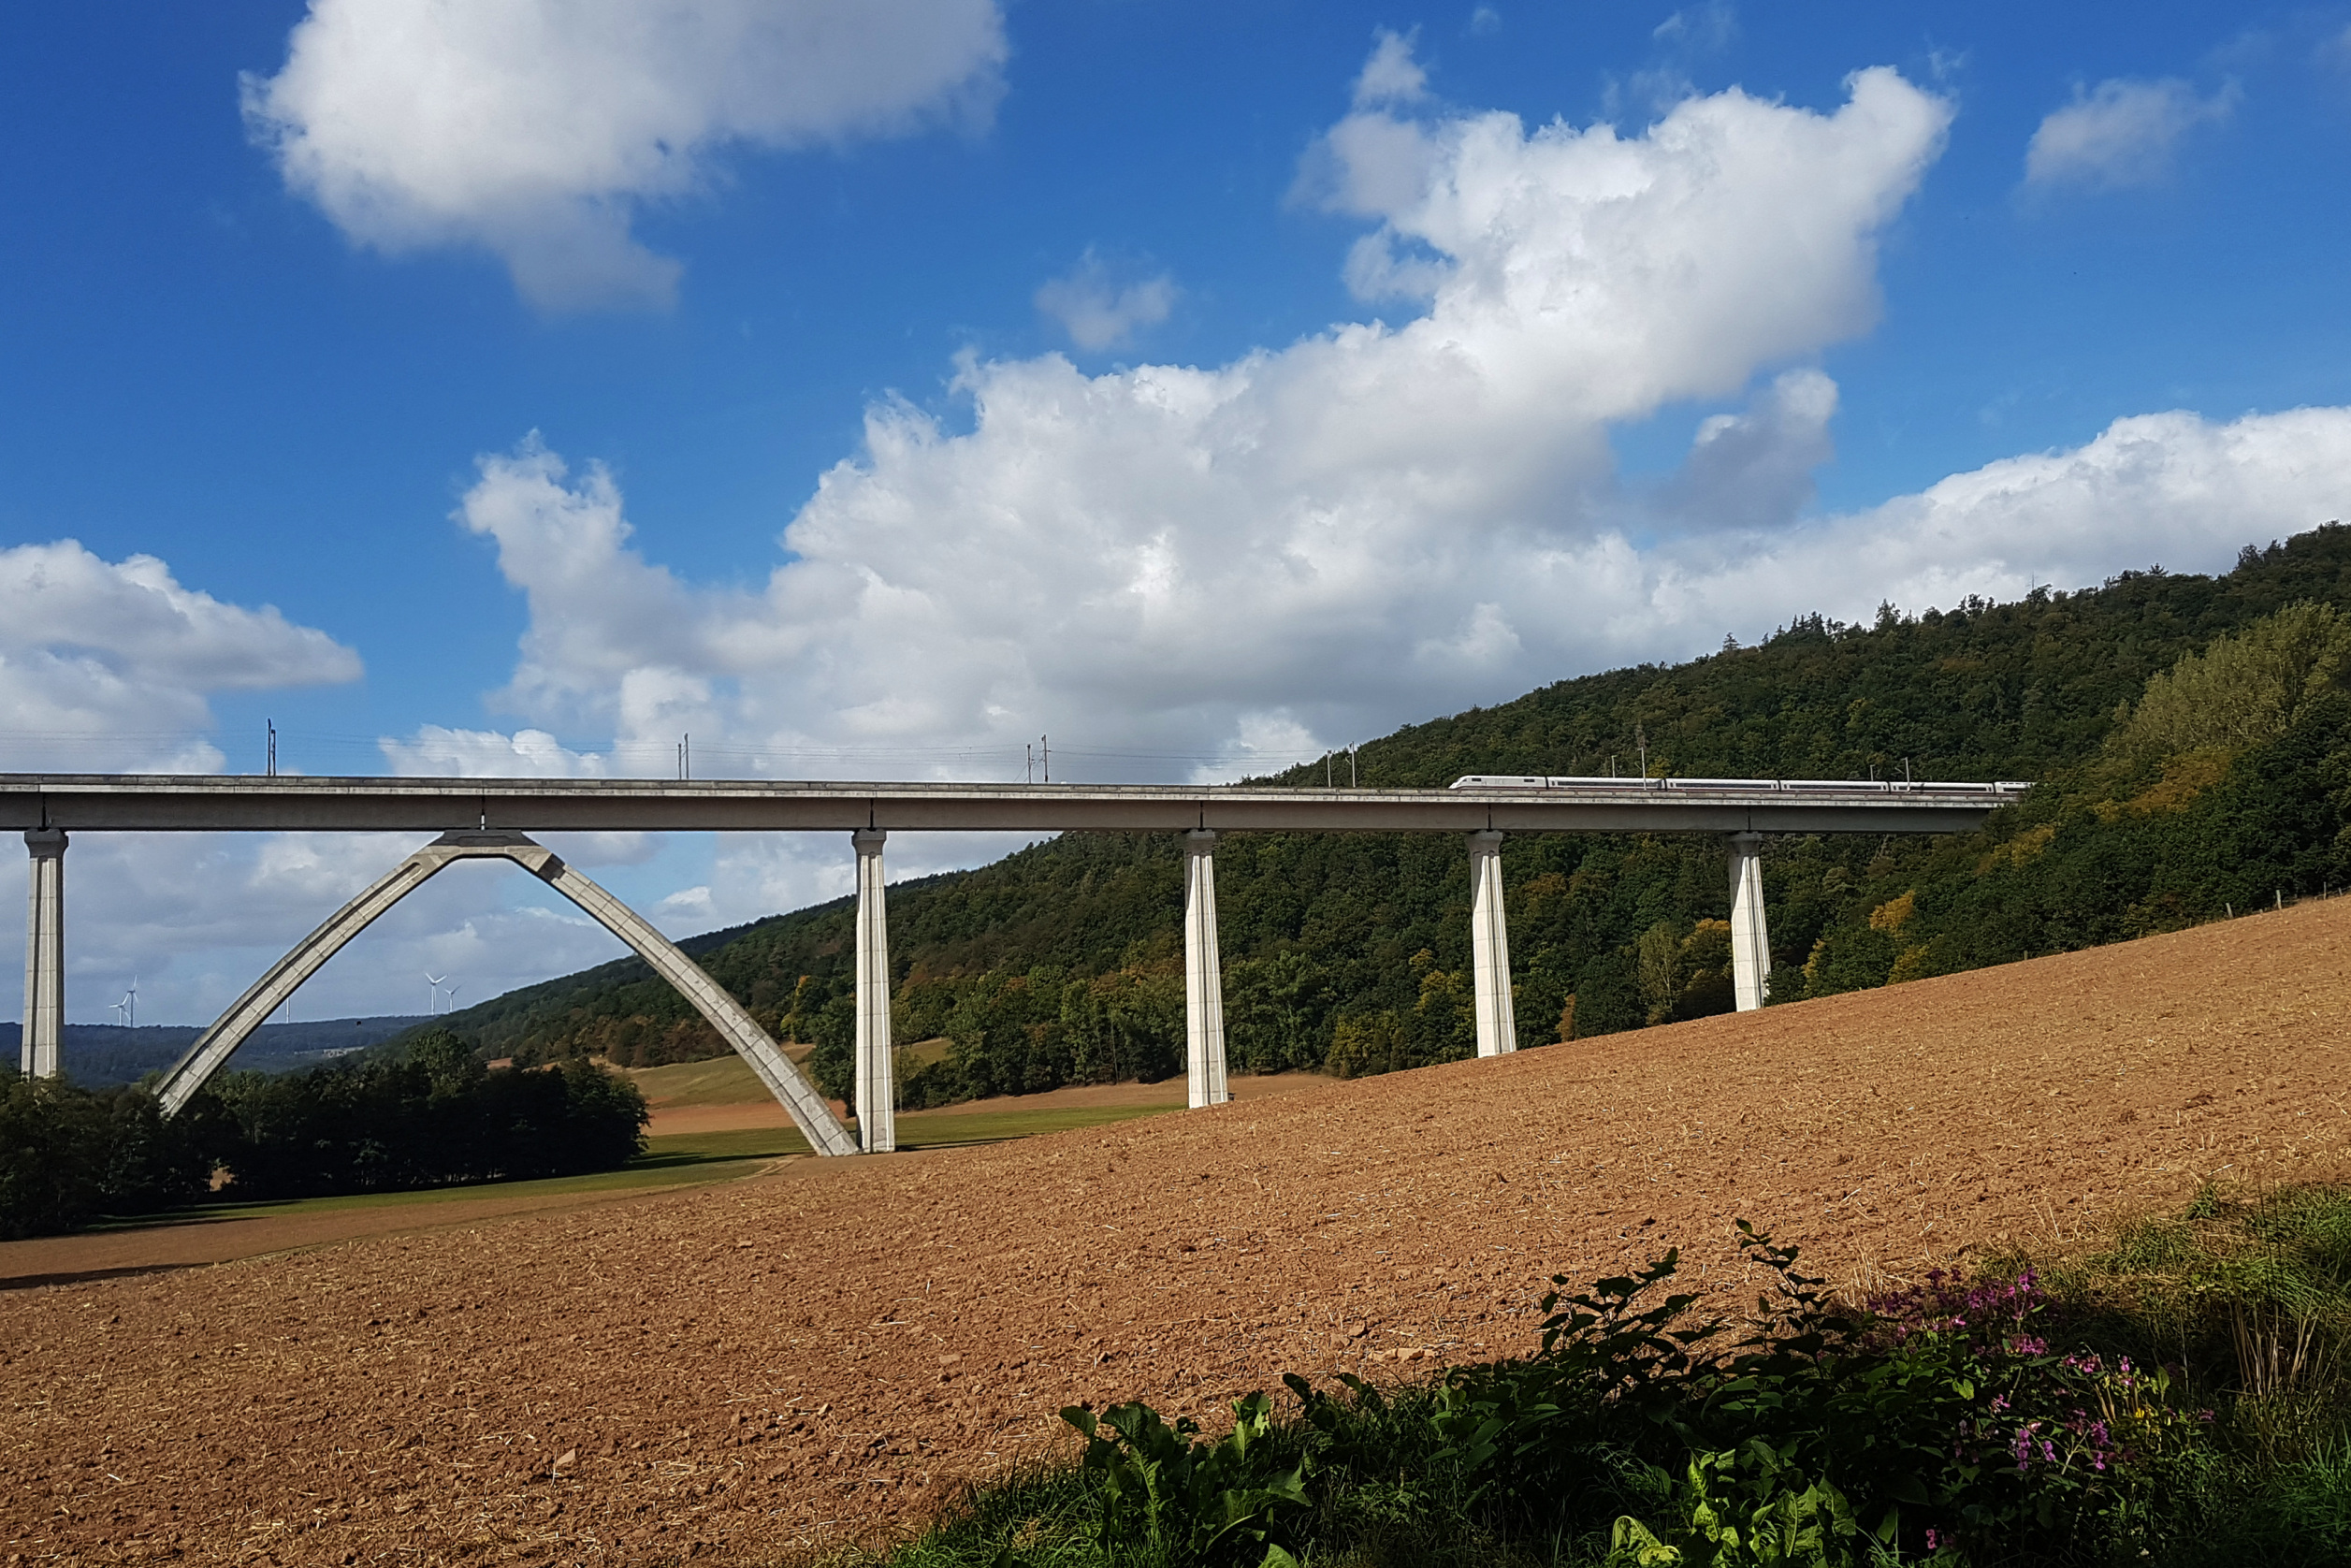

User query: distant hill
[2,1017,430,1087]
[422,524,2351,1104]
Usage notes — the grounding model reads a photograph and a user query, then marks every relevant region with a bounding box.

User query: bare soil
[5,902,2347,1565]
[645,1067,1328,1139]
[0,1181,722,1295]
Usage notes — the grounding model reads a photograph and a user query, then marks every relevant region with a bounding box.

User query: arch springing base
[152,832,858,1156]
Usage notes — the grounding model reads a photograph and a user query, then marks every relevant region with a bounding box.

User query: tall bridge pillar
[1467,830,1516,1057]
[1183,830,1229,1108]
[21,828,65,1079]
[852,828,895,1153]
[1728,832,1771,1012]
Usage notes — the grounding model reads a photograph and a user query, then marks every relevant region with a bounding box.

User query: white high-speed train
[1449,775,2031,794]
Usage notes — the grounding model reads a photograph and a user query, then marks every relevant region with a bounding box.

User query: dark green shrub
[1060,1392,1309,1567]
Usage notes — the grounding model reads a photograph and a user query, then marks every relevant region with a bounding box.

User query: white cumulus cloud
[1650,368,1841,534]
[1633,406,2351,643]
[1353,29,1430,109]
[433,54,1956,781]
[381,723,611,779]
[0,541,360,773]
[2024,77,2239,191]
[244,0,1009,310]
[1033,250,1179,352]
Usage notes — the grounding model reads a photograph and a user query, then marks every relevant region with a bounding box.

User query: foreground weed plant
[1060,1392,1309,1566]
[879,1190,2351,1568]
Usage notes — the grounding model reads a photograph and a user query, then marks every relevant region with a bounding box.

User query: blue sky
[7,1,2351,1025]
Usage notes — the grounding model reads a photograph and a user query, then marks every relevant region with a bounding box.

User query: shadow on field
[0,1140,803,1289]
[0,1261,195,1290]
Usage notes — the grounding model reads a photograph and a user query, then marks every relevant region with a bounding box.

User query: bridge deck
[0,775,2017,835]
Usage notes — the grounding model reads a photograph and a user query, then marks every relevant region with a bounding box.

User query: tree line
[0,1031,646,1238]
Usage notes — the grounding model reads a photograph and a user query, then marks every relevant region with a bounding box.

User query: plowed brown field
[6,900,2349,1566]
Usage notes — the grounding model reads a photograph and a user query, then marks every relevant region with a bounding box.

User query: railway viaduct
[4,774,2021,1156]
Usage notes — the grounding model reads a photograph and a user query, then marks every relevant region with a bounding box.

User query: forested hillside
[432,524,2351,1105]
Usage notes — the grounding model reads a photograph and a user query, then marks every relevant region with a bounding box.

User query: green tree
[805,992,857,1102]
[0,1071,107,1239]
[0,1070,217,1239]
[2114,600,2351,761]
[1635,922,1682,1025]
[1225,950,1333,1074]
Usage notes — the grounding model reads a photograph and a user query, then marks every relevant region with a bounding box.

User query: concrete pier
[1728,831,1771,1012]
[852,828,895,1153]
[1183,829,1229,1108]
[1467,830,1517,1057]
[21,828,64,1079]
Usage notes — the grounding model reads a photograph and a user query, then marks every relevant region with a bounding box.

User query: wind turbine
[443,981,461,1014]
[425,972,446,1016]
[111,976,138,1028]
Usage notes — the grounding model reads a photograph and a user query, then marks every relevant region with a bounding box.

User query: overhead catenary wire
[1,723,1386,781]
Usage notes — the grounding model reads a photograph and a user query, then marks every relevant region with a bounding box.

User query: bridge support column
[1183,830,1229,1109]
[1467,830,1516,1057]
[852,828,895,1153]
[22,829,65,1079]
[1728,832,1771,1012]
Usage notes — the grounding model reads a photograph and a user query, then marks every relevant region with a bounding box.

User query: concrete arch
[153,831,858,1156]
